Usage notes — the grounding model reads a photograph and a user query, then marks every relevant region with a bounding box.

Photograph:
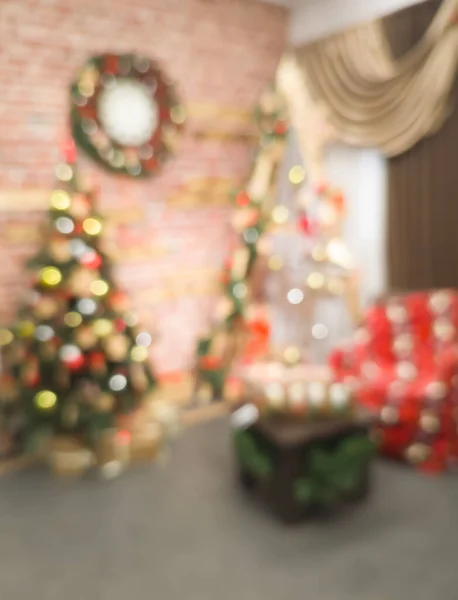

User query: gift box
[328,290,458,473]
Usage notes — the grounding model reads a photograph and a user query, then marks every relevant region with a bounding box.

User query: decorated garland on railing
[194,86,289,403]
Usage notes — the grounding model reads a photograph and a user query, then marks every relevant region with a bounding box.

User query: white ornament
[135,332,152,347]
[307,382,326,407]
[329,383,350,409]
[265,382,286,408]
[77,298,97,315]
[396,361,417,381]
[232,283,247,299]
[425,381,447,401]
[311,323,328,340]
[55,217,75,234]
[69,239,89,259]
[109,374,127,392]
[35,325,54,342]
[97,79,158,147]
[287,288,304,305]
[59,344,82,362]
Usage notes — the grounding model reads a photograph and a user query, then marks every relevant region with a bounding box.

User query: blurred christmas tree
[194,89,360,403]
[0,140,161,477]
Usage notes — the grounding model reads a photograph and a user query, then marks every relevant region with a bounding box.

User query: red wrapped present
[328,290,458,473]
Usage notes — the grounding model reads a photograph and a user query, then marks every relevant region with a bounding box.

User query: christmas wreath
[70,53,185,178]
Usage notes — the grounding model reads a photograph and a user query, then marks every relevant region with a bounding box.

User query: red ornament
[199,355,223,370]
[80,251,102,270]
[104,54,119,74]
[116,429,131,446]
[61,138,77,164]
[236,191,251,207]
[114,318,126,333]
[297,215,311,235]
[332,192,345,212]
[273,120,288,135]
[90,351,105,370]
[315,182,328,195]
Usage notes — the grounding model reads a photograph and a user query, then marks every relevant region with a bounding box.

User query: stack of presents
[228,289,458,522]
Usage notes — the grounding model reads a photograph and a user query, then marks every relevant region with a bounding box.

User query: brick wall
[0,0,287,373]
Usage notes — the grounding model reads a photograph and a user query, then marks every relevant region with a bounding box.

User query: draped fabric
[294,0,458,157]
[385,0,458,290]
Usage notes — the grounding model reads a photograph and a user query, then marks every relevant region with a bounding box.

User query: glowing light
[271,206,289,225]
[312,323,328,340]
[284,346,301,365]
[77,298,97,315]
[265,382,286,408]
[288,382,307,405]
[55,216,75,234]
[51,190,71,210]
[17,321,35,337]
[90,280,109,296]
[55,164,73,182]
[329,383,350,408]
[131,346,149,362]
[64,312,83,328]
[287,288,304,305]
[69,239,89,259]
[288,165,305,185]
[40,267,62,287]
[307,272,325,289]
[92,319,113,337]
[82,218,103,236]
[311,245,327,262]
[34,390,57,411]
[59,344,82,362]
[136,332,152,347]
[35,325,54,341]
[109,374,127,392]
[307,382,326,406]
[0,329,13,346]
[327,239,353,268]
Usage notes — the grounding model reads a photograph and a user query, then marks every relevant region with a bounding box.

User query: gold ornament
[50,190,71,210]
[49,238,71,263]
[311,245,328,262]
[0,328,14,346]
[48,436,94,478]
[104,334,129,362]
[75,325,97,350]
[92,318,113,337]
[131,346,148,362]
[40,266,62,287]
[420,411,441,434]
[380,405,398,425]
[82,217,103,236]
[17,320,35,338]
[90,279,109,297]
[34,297,58,319]
[34,390,57,411]
[69,267,98,297]
[283,346,301,365]
[307,272,325,290]
[130,363,148,392]
[69,194,91,219]
[288,165,305,185]
[268,255,283,271]
[64,311,83,328]
[95,393,116,413]
[405,443,430,465]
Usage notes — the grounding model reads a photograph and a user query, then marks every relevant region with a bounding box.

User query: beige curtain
[294,0,458,157]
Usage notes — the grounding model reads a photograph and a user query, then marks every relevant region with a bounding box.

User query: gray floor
[1,418,458,600]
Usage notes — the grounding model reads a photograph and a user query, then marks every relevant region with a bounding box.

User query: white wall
[324,144,388,307]
[289,0,430,45]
